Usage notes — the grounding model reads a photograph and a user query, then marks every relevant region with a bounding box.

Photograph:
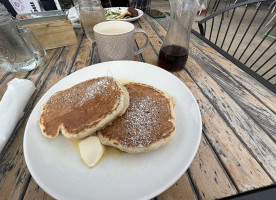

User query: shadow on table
[219,185,276,200]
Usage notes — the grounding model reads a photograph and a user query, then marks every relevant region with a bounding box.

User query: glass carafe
[157,0,206,71]
[78,0,106,40]
[0,3,46,72]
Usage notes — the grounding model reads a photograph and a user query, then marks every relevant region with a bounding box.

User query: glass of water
[78,0,106,40]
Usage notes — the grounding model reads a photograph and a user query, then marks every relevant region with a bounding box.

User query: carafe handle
[17,26,46,60]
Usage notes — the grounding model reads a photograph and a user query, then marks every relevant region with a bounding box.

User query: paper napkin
[0,78,36,153]
[67,6,81,28]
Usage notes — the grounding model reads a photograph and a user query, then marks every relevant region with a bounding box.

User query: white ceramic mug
[93,21,149,62]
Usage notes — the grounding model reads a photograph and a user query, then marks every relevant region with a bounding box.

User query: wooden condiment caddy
[17,11,78,50]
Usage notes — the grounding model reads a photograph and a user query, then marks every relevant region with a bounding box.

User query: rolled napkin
[0,78,36,153]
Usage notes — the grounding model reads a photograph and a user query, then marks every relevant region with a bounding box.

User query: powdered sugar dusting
[75,78,112,107]
[122,96,165,147]
[47,77,113,109]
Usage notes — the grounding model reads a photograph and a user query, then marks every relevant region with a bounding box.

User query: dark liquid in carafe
[157,45,188,71]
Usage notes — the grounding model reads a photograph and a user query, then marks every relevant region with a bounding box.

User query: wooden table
[1,14,276,200]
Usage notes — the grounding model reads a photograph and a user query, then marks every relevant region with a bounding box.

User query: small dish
[105,7,143,22]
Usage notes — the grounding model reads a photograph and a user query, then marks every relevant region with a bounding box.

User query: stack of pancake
[39,76,175,154]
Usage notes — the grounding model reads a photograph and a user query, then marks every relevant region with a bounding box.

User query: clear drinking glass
[157,0,206,71]
[78,0,106,40]
[0,3,46,72]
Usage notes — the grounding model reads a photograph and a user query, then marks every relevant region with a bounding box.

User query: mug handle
[134,28,149,55]
[17,26,46,59]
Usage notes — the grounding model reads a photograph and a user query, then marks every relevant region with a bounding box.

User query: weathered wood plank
[90,41,102,65]
[0,128,30,200]
[190,35,276,113]
[154,14,170,31]
[189,39,276,139]
[143,13,167,40]
[135,21,159,65]
[0,49,64,200]
[184,49,276,182]
[176,64,274,191]
[0,48,63,161]
[0,72,27,98]
[188,135,237,199]
[138,15,273,191]
[0,47,64,159]
[134,17,199,199]
[140,13,275,194]
[0,70,29,98]
[145,16,272,191]
[154,14,276,116]
[19,30,85,199]
[138,16,164,54]
[0,48,60,99]
[0,67,8,80]
[23,178,54,200]
[70,35,93,72]
[0,30,83,200]
[1,14,275,200]
[142,16,244,197]
[25,20,78,50]
[31,48,64,86]
[158,173,198,200]
[155,13,276,120]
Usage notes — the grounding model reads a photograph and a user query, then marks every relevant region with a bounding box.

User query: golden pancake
[98,82,175,153]
[39,76,129,139]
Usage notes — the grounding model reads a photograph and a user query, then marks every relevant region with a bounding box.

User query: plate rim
[23,61,202,200]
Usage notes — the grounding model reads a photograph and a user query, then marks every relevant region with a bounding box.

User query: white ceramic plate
[105,7,143,22]
[24,61,202,200]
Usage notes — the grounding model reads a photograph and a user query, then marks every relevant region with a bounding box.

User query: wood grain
[135,23,158,65]
[154,16,276,117]
[190,35,276,113]
[20,31,84,199]
[143,14,167,40]
[134,18,203,199]
[158,173,198,200]
[189,40,276,140]
[138,14,274,193]
[1,14,276,200]
[138,16,164,54]
[25,20,78,50]
[154,15,170,31]
[185,49,276,182]
[23,178,54,200]
[189,135,237,199]
[140,16,240,199]
[0,71,28,98]
[0,29,83,200]
[0,48,64,199]
[71,35,93,72]
[0,127,31,200]
[175,65,273,191]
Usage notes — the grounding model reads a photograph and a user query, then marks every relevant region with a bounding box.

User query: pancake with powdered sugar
[98,82,175,153]
[39,76,129,139]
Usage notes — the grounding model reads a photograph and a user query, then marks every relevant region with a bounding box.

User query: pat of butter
[79,136,104,167]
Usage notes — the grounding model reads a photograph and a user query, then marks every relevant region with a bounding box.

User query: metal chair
[194,0,276,93]
[204,0,240,17]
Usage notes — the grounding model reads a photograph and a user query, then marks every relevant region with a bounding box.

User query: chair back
[195,0,276,92]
